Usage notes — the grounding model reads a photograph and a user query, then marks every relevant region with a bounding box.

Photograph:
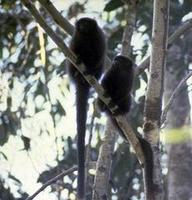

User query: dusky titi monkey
[68,17,106,199]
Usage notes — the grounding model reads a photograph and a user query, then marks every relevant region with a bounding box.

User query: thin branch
[135,18,192,75]
[21,0,145,166]
[21,0,77,61]
[168,19,192,44]
[38,0,74,35]
[26,166,78,200]
[161,71,192,125]
[135,56,150,75]
[17,44,33,73]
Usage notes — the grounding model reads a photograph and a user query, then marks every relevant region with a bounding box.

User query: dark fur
[97,55,133,115]
[68,17,106,199]
[97,55,155,198]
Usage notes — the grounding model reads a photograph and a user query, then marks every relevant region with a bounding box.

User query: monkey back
[68,17,106,85]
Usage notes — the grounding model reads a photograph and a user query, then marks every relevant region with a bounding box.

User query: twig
[21,0,145,166]
[25,166,77,200]
[135,18,192,75]
[161,71,192,125]
[17,44,33,73]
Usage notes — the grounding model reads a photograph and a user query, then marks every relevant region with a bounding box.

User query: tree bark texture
[143,0,169,200]
[92,120,116,200]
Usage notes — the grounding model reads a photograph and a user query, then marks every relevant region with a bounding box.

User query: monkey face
[76,17,97,34]
[113,55,133,71]
[114,55,133,69]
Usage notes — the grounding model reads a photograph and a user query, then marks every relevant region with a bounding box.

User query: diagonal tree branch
[120,1,136,57]
[135,18,192,75]
[161,71,192,125]
[38,0,74,35]
[26,166,78,200]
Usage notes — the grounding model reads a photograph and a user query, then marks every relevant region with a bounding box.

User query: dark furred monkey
[97,55,133,115]
[68,17,106,199]
[97,55,155,198]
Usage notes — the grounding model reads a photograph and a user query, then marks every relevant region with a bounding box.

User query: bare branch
[38,0,74,35]
[26,166,77,200]
[21,0,77,62]
[161,71,192,125]
[135,18,192,76]
[168,19,192,44]
[135,56,150,75]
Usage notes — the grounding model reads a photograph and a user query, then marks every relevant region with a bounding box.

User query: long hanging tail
[138,137,155,199]
[110,116,155,198]
[76,82,90,199]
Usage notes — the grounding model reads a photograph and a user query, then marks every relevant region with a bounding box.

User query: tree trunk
[143,0,169,200]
